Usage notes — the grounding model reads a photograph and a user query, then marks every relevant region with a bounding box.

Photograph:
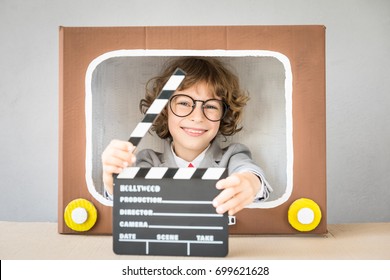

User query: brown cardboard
[59,26,326,235]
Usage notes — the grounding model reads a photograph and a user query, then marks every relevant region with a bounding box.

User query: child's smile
[181,126,208,137]
[168,81,221,162]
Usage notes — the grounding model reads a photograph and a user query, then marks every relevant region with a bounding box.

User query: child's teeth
[186,128,203,134]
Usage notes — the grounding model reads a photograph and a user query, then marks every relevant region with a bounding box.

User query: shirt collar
[170,143,210,168]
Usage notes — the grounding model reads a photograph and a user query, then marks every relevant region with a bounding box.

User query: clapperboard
[112,68,229,257]
[113,167,228,257]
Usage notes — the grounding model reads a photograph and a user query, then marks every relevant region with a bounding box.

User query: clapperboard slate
[113,167,229,257]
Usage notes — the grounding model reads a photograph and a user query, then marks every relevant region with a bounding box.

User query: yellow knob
[288,198,322,232]
[64,198,97,232]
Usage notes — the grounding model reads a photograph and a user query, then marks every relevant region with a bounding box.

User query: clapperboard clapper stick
[113,68,229,257]
[128,68,186,147]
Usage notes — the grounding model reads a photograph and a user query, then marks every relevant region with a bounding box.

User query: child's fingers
[102,142,136,167]
[109,139,135,152]
[102,162,124,174]
[227,192,255,215]
[102,152,134,170]
[103,140,135,160]
[216,174,240,190]
[214,192,248,215]
[102,140,135,196]
[213,175,243,211]
[110,148,136,164]
[213,174,258,214]
[213,187,238,208]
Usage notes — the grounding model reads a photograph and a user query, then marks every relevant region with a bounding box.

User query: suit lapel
[199,140,223,168]
[159,139,177,167]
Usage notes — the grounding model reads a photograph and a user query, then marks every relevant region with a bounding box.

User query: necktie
[188,163,194,168]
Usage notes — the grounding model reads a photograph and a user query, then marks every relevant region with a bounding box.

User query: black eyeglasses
[169,94,229,122]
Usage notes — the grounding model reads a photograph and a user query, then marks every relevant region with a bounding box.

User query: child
[102,57,272,215]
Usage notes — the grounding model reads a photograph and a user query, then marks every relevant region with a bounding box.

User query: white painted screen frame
[85,49,293,209]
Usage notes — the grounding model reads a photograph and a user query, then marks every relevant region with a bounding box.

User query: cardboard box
[59,26,326,235]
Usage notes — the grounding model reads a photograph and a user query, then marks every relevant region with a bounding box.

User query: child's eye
[203,101,222,111]
[177,101,191,107]
[204,104,219,110]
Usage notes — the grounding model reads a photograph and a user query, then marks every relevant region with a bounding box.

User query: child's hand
[101,140,136,195]
[212,172,261,215]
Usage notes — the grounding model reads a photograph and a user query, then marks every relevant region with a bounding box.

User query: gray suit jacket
[136,139,272,200]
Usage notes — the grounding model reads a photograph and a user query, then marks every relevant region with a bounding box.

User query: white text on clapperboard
[118,183,215,242]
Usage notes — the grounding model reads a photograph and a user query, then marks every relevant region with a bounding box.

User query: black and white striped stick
[117,167,227,181]
[128,68,186,146]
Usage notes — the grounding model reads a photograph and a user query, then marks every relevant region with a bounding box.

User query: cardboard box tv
[59,25,326,235]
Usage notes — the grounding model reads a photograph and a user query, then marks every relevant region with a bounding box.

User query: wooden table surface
[1,222,389,259]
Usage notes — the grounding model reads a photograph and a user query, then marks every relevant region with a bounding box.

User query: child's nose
[189,102,205,121]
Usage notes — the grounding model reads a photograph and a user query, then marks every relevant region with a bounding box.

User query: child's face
[168,81,221,162]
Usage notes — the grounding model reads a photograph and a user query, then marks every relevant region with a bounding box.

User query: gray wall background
[0,0,389,224]
[90,56,287,202]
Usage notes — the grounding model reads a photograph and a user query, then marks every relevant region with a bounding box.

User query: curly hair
[139,57,249,139]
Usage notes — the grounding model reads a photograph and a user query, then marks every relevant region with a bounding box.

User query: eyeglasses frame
[169,94,229,122]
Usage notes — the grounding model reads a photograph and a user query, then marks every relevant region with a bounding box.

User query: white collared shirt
[170,143,210,168]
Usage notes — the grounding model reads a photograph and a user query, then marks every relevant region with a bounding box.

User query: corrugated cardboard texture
[59,26,326,235]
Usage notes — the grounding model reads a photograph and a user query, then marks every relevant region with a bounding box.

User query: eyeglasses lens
[170,95,225,121]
